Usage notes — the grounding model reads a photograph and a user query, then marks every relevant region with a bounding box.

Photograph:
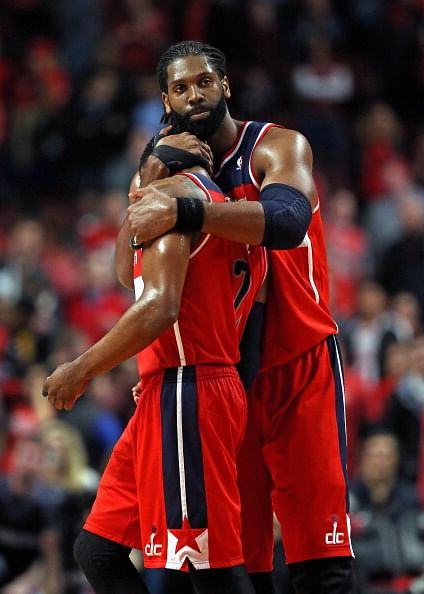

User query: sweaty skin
[42,171,207,411]
[126,55,316,250]
[115,129,213,290]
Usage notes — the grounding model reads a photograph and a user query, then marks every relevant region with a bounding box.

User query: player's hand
[127,178,181,243]
[42,360,89,411]
[155,131,213,175]
[132,381,142,405]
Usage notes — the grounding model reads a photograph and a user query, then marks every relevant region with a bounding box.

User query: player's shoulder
[255,125,313,162]
[260,125,311,148]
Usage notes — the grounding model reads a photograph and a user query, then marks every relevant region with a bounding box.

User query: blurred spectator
[45,0,103,77]
[324,188,370,321]
[59,372,129,471]
[59,67,135,192]
[344,341,408,478]
[237,67,282,124]
[0,435,61,594]
[39,419,98,594]
[355,101,405,202]
[76,189,127,252]
[244,0,284,73]
[341,279,411,385]
[131,73,165,136]
[64,247,131,344]
[9,37,71,194]
[101,127,152,192]
[390,292,423,340]
[291,36,354,186]
[104,0,170,73]
[379,194,424,318]
[291,0,347,59]
[384,335,424,483]
[364,158,424,272]
[350,428,424,593]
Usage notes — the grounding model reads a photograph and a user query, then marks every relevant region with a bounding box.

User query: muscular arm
[44,231,191,411]
[115,131,213,289]
[127,128,316,246]
[206,128,316,241]
[115,155,171,290]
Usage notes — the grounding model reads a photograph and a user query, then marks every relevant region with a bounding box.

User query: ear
[162,92,171,115]
[222,76,231,99]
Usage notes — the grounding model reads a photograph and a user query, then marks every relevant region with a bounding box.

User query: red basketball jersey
[133,171,267,378]
[214,121,338,369]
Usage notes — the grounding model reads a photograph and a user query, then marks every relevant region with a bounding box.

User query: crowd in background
[0,0,424,593]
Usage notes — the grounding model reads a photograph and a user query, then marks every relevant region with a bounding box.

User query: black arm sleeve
[236,302,266,390]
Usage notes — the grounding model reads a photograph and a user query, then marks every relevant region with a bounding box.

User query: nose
[187,84,205,105]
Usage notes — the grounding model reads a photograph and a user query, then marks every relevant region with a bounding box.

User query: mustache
[187,106,211,116]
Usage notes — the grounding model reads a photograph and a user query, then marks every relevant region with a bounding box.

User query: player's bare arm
[43,231,191,411]
[127,128,315,248]
[115,131,212,289]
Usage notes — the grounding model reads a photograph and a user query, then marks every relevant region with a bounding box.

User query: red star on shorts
[170,516,205,554]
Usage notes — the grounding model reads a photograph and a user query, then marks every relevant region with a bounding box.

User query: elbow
[117,270,134,291]
[260,187,312,250]
[148,291,181,330]
[160,302,180,327]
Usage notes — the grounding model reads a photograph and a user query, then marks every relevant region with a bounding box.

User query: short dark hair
[156,40,227,93]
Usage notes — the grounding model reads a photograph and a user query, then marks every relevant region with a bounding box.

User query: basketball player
[42,150,267,594]
[126,41,355,594]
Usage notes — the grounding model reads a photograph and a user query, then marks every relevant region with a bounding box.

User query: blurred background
[0,0,424,593]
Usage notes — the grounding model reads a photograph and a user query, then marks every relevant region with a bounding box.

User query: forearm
[115,218,134,290]
[77,292,175,380]
[202,200,265,245]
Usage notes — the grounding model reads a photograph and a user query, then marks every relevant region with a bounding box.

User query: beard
[169,92,227,140]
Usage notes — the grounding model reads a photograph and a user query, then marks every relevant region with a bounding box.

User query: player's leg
[188,563,255,594]
[261,337,355,594]
[143,568,196,594]
[76,417,148,594]
[236,387,277,594]
[74,530,148,594]
[288,556,354,593]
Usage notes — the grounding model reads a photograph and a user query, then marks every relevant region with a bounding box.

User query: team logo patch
[325,514,345,545]
[166,516,209,569]
[144,526,163,557]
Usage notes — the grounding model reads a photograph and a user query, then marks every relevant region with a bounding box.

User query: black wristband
[174,197,205,233]
[152,145,209,175]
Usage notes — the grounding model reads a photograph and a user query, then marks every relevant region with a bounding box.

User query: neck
[206,114,241,159]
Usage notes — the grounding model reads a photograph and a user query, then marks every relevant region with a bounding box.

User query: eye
[200,78,213,86]
[173,84,185,94]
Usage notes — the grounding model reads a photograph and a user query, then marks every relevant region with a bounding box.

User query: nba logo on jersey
[236,156,243,170]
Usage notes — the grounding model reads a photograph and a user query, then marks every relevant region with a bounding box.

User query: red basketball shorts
[237,335,354,569]
[84,364,247,570]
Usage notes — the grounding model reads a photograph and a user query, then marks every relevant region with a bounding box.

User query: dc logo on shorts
[325,515,345,545]
[145,525,163,557]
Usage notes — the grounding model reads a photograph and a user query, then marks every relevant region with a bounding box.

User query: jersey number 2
[233,260,251,310]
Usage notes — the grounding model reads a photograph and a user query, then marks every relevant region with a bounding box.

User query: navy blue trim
[181,367,207,528]
[326,336,350,512]
[160,368,182,528]
[160,366,207,529]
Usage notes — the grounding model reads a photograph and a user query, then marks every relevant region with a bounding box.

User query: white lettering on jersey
[325,521,345,545]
